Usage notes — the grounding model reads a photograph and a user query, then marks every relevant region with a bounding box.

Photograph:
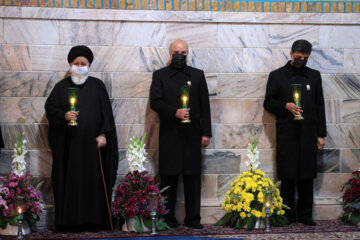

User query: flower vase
[122,216,150,232]
[0,223,31,236]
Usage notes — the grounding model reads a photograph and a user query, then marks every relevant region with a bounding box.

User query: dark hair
[291,39,312,54]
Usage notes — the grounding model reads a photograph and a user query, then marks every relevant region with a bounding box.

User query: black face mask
[171,54,187,69]
[292,58,308,69]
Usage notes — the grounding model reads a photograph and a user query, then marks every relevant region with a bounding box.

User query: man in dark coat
[45,45,118,231]
[150,40,212,229]
[263,40,326,226]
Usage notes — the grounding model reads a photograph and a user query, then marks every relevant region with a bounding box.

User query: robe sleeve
[199,71,212,137]
[316,73,327,138]
[45,84,67,128]
[263,72,288,117]
[150,71,178,118]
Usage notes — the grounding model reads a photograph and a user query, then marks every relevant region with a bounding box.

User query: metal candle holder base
[17,220,24,239]
[265,211,271,232]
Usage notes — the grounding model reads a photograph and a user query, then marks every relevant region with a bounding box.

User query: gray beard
[71,75,88,85]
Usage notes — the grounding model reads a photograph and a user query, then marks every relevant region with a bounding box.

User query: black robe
[264,61,326,180]
[45,76,118,230]
[150,66,212,176]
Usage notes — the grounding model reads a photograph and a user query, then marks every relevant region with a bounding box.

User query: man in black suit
[150,39,212,229]
[263,39,326,226]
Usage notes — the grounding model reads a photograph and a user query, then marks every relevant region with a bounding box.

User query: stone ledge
[1,6,359,24]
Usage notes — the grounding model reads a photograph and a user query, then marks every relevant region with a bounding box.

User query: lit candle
[182,96,188,107]
[265,202,270,208]
[17,207,23,220]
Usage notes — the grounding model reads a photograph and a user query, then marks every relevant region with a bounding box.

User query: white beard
[70,65,89,85]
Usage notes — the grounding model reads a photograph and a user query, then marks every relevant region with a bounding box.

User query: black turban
[67,45,94,64]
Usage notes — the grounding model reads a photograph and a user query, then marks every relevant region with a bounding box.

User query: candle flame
[18,207,22,214]
[182,96,188,104]
[265,202,271,208]
[70,97,76,104]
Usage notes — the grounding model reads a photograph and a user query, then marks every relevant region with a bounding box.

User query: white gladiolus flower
[245,134,260,172]
[12,133,27,176]
[127,134,148,172]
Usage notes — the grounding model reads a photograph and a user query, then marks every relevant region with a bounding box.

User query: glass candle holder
[180,85,191,123]
[291,84,304,120]
[263,190,273,232]
[68,88,79,126]
[148,192,159,235]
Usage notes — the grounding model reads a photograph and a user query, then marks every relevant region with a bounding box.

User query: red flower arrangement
[341,170,360,225]
[0,173,45,229]
[111,170,169,231]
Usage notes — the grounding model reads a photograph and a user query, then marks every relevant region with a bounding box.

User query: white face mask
[70,65,89,85]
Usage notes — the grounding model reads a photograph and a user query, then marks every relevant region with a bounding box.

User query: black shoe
[165,220,178,228]
[184,222,203,229]
[299,218,316,226]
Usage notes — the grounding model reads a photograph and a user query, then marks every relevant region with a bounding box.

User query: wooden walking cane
[98,148,114,231]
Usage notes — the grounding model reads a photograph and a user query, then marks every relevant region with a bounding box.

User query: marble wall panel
[0,44,31,71]
[214,124,265,149]
[317,149,340,173]
[344,49,360,74]
[217,174,239,200]
[30,98,48,124]
[4,19,59,44]
[0,72,58,97]
[202,149,241,174]
[30,45,71,71]
[218,24,268,48]
[319,26,360,49]
[29,150,53,177]
[112,98,158,124]
[114,22,166,47]
[0,19,3,43]
[322,74,360,99]
[324,99,341,124]
[313,204,343,221]
[326,124,360,148]
[205,73,218,97]
[210,98,266,124]
[139,47,169,72]
[113,72,152,98]
[91,46,139,72]
[201,174,218,200]
[217,73,268,98]
[200,206,222,224]
[0,98,31,123]
[166,23,218,48]
[1,124,49,150]
[259,149,276,174]
[265,123,276,149]
[192,48,243,73]
[341,149,360,173]
[115,123,159,149]
[342,99,360,123]
[268,25,319,48]
[60,21,113,46]
[243,48,289,73]
[90,72,113,98]
[314,173,351,198]
[307,49,343,74]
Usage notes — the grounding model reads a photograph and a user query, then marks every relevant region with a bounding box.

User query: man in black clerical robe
[45,46,118,231]
[264,40,326,226]
[150,40,212,229]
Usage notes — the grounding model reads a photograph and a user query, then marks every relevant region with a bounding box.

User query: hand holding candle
[291,84,304,120]
[68,88,80,126]
[180,85,191,123]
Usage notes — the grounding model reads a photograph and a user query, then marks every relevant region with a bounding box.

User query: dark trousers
[281,179,314,221]
[160,175,201,224]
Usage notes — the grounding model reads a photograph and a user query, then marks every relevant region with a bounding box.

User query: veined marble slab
[205,73,218,97]
[342,99,360,123]
[4,19,59,45]
[166,23,218,47]
[322,74,360,99]
[0,72,58,97]
[0,97,31,123]
[114,22,166,47]
[112,98,158,124]
[269,25,319,48]
[341,149,360,173]
[317,149,340,173]
[326,124,360,148]
[210,98,266,124]
[218,24,268,48]
[201,174,218,201]
[243,48,289,73]
[0,44,31,71]
[30,45,71,71]
[314,173,351,198]
[216,174,239,200]
[115,123,159,149]
[202,149,241,174]
[3,7,359,25]
[29,150,53,177]
[192,48,243,73]
[1,124,49,150]
[214,124,265,149]
[0,19,3,44]
[344,49,360,74]
[113,72,152,98]
[319,26,360,49]
[325,99,341,124]
[307,48,343,74]
[265,123,276,149]
[140,47,169,72]
[59,21,113,46]
[217,73,268,98]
